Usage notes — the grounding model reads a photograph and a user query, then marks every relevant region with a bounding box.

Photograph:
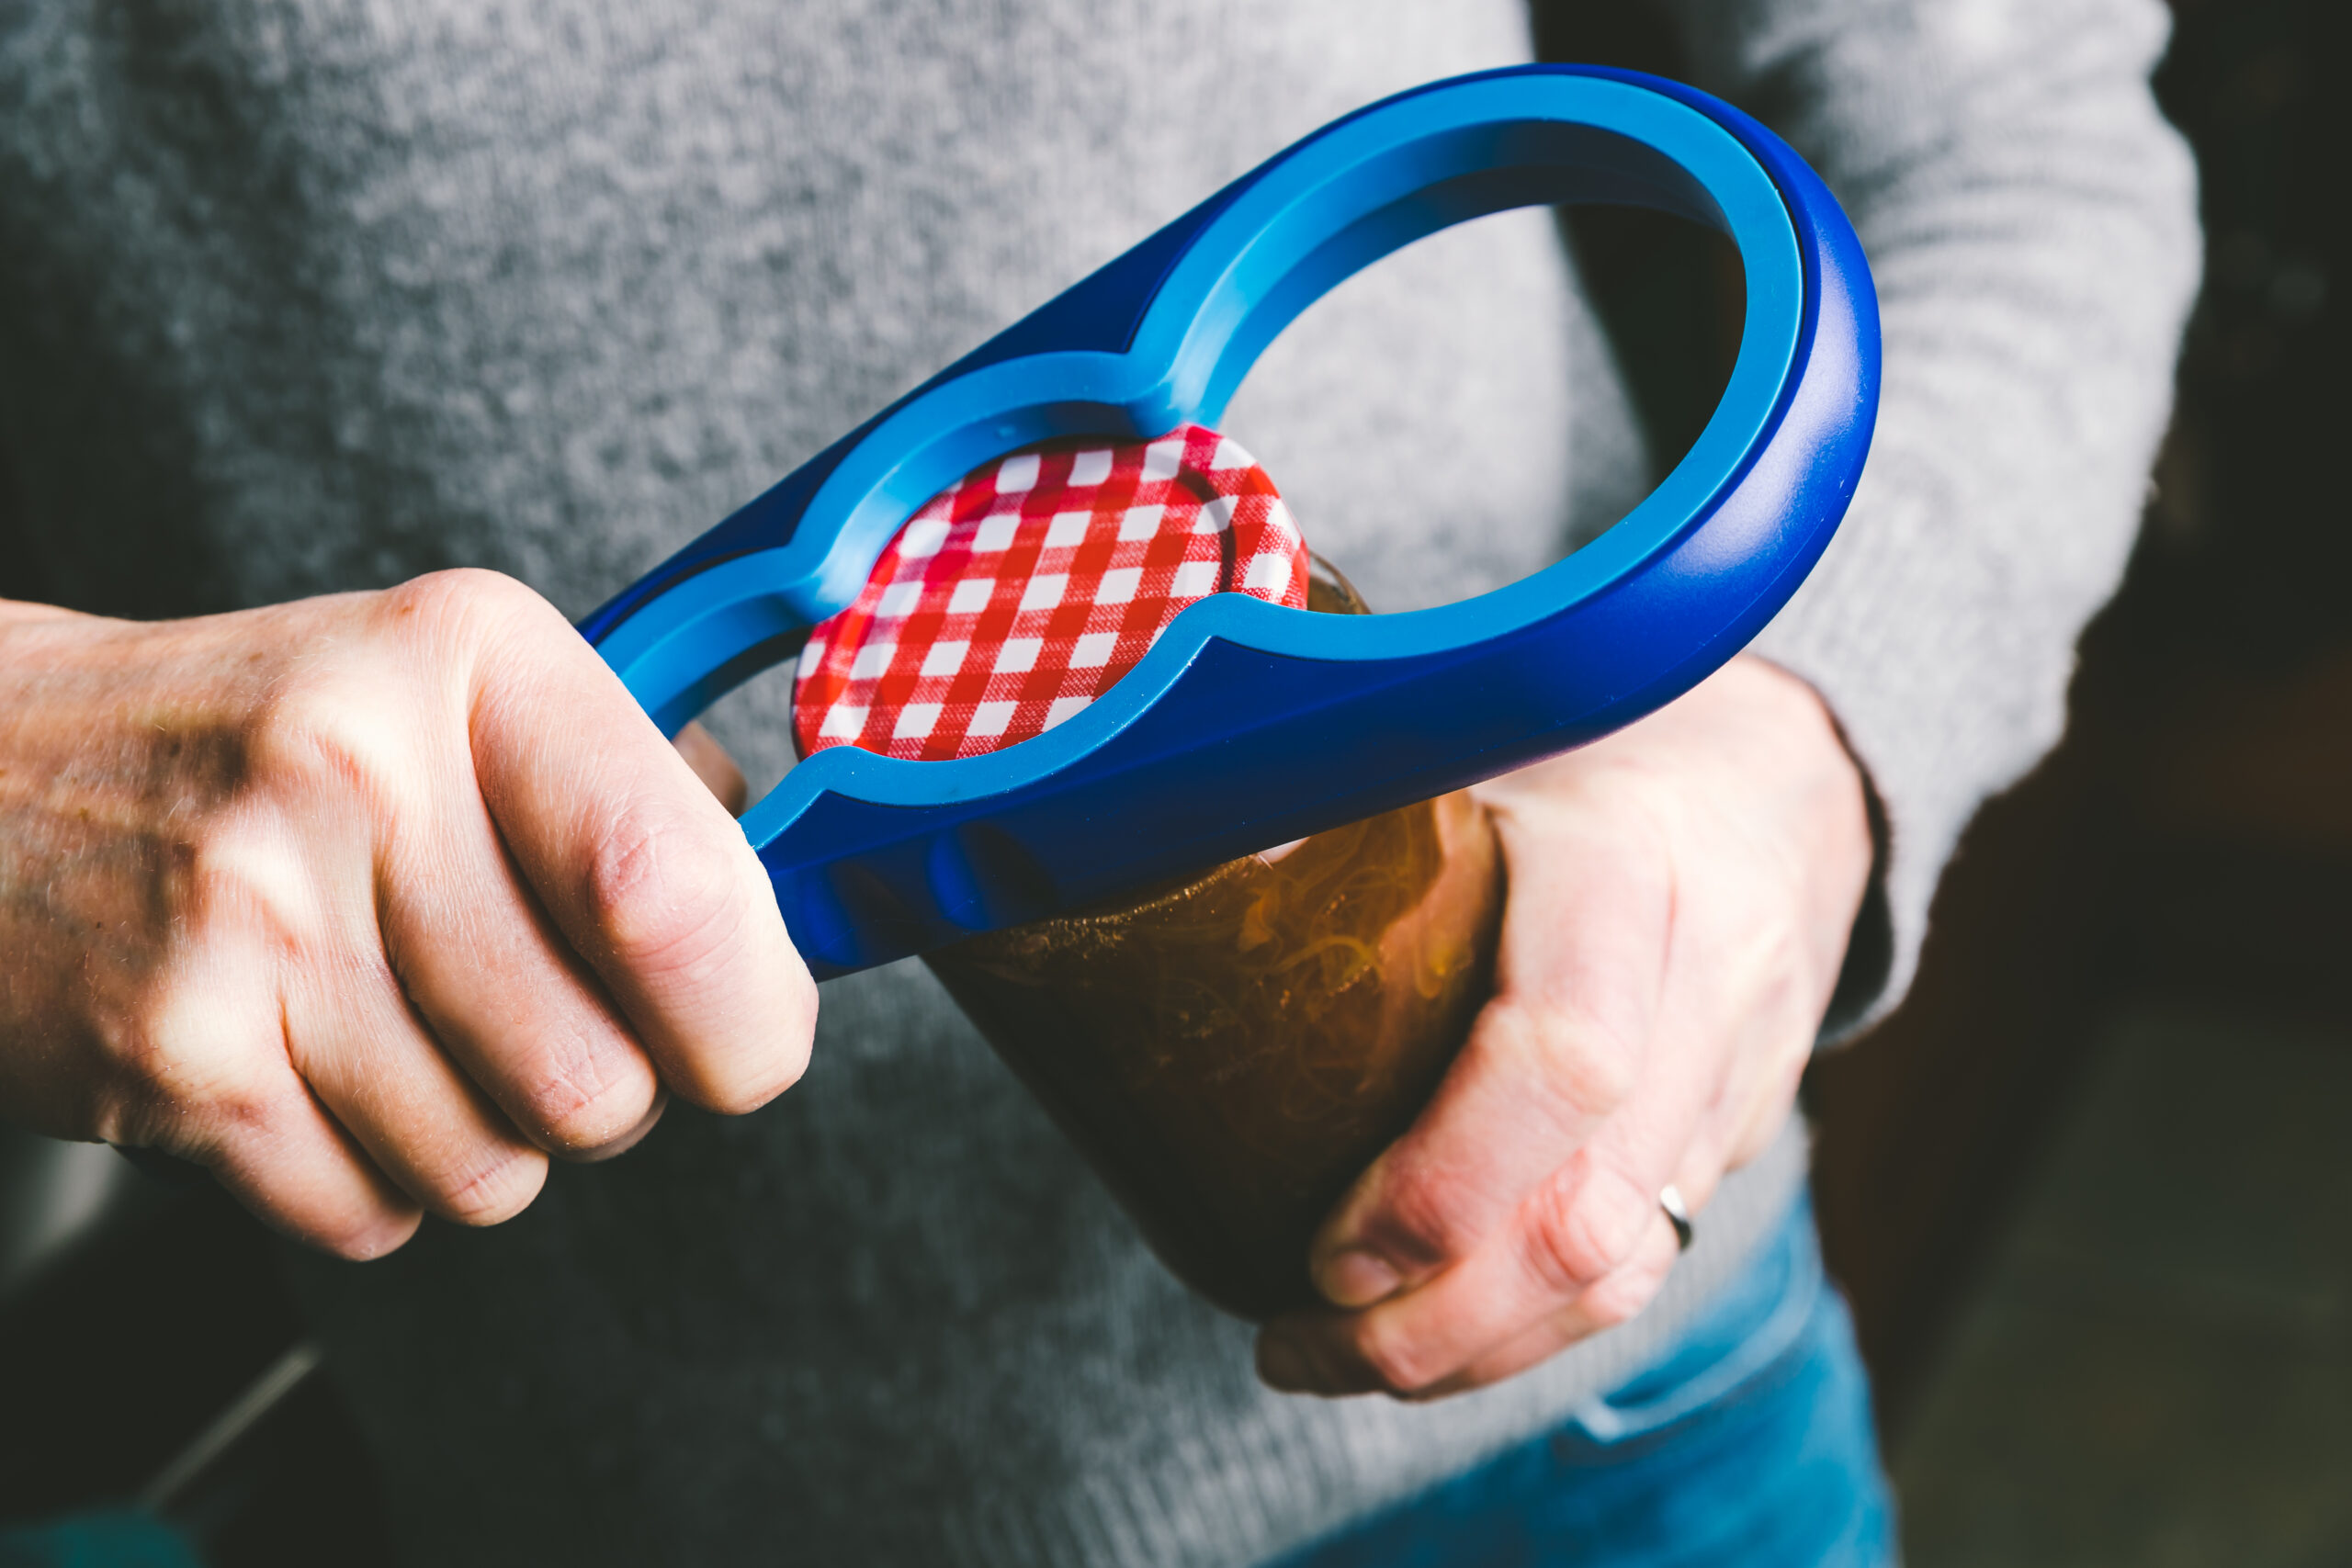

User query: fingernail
[1317,1246,1403,1308]
[1258,1333,1313,1392]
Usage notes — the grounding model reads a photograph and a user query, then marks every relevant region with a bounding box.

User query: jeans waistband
[1566,1190,1821,1445]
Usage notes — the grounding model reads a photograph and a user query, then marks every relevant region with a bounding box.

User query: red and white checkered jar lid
[792,423,1308,761]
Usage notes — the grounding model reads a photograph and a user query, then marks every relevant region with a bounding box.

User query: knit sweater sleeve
[1663,0,2201,1028]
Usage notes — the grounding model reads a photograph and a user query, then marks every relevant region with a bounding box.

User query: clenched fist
[0,570,816,1258]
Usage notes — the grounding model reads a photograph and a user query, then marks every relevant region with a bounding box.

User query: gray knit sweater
[0,2,2195,1563]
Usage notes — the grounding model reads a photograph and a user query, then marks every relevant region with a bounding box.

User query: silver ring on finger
[1659,1184,1694,1253]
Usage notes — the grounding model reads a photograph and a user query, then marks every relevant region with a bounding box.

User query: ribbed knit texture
[0,1,2195,1562]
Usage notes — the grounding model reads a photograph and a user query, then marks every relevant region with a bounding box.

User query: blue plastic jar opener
[580,65,1881,978]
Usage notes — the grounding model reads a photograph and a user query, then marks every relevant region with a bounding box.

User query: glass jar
[925,559,1505,1319]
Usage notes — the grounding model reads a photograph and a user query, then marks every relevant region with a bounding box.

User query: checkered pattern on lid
[792,423,1308,761]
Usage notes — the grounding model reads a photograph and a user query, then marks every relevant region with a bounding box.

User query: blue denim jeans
[1277,1191,1896,1568]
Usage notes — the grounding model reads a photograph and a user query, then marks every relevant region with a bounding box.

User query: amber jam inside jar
[925,558,1504,1319]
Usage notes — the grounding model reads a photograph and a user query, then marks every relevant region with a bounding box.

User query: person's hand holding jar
[1256,653,1873,1398]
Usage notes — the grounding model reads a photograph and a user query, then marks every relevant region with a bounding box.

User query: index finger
[465,582,817,1114]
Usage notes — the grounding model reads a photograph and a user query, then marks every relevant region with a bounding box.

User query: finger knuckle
[96,1010,187,1121]
[183,827,349,979]
[512,1032,658,1152]
[1725,917,1806,998]
[1350,1317,1444,1396]
[1486,1000,1640,1125]
[244,673,424,829]
[96,986,279,1145]
[1551,1014,1643,1119]
[586,795,755,985]
[1579,1256,1670,1331]
[1367,1165,1480,1272]
[427,1142,548,1226]
[382,568,550,645]
[1521,1176,1635,1295]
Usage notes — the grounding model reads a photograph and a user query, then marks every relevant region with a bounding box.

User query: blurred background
[4,0,2346,1562]
[1809,0,2352,1556]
